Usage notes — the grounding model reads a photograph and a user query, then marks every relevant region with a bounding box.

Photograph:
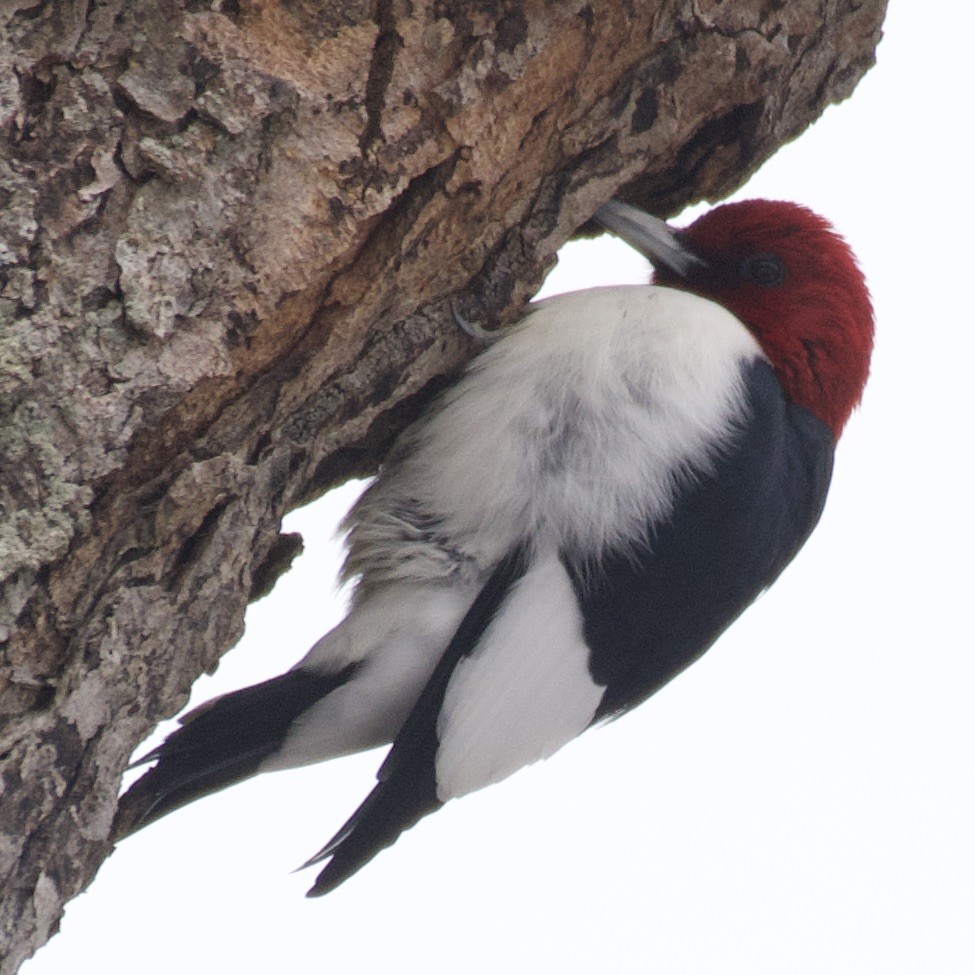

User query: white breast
[271,286,764,775]
[351,285,763,582]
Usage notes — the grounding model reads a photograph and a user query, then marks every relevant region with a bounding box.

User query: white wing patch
[434,549,604,801]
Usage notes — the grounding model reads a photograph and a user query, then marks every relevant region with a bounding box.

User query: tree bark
[0,0,886,969]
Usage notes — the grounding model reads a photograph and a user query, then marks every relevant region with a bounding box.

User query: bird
[114,196,874,897]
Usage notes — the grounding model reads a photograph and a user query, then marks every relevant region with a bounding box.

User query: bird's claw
[452,301,501,344]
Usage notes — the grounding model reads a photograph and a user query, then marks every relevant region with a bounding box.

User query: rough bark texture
[0,0,886,969]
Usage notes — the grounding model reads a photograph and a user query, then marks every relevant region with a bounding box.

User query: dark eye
[740,253,786,288]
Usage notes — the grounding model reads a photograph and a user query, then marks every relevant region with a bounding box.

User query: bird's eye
[740,253,786,288]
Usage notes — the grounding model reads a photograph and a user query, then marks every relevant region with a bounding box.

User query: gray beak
[593,199,707,278]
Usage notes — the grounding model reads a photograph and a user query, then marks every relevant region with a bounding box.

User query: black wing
[304,543,529,896]
[569,358,835,720]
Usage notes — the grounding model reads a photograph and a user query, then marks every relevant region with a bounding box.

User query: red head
[658,200,874,438]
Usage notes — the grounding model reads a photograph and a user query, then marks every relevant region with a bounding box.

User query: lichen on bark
[0,0,887,969]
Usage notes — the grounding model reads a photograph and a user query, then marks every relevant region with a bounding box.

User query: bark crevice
[0,1,887,969]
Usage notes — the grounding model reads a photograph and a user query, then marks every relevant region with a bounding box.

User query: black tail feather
[114,664,357,839]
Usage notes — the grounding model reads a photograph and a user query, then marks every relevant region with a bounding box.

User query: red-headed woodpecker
[116,198,874,896]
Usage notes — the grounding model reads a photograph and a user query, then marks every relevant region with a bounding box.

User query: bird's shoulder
[578,357,836,717]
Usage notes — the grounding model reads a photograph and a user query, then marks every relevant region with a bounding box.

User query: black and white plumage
[116,198,874,896]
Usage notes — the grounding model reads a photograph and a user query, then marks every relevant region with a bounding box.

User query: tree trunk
[0,0,886,969]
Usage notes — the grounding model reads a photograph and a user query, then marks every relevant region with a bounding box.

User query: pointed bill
[593,199,707,278]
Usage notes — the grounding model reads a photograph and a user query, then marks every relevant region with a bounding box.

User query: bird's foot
[452,301,503,344]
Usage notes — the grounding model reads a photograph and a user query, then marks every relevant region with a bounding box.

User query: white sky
[23,5,975,973]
